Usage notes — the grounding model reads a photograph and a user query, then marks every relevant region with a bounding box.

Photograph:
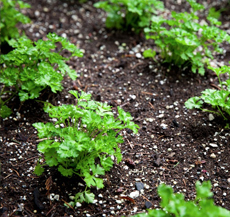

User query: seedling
[131,181,230,217]
[0,33,83,118]
[0,0,31,43]
[94,0,164,32]
[33,90,139,203]
[144,0,230,75]
[185,64,230,123]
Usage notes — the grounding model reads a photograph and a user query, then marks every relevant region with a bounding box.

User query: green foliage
[144,0,230,75]
[131,181,230,217]
[33,90,139,202]
[0,0,31,43]
[0,104,12,118]
[74,190,95,204]
[185,64,230,122]
[0,33,83,118]
[94,0,164,32]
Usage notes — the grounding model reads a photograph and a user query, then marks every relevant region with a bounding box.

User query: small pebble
[145,201,152,209]
[43,7,49,12]
[135,182,144,191]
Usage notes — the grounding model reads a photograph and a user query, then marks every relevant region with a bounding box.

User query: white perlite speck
[130,94,136,100]
[129,190,140,199]
[135,53,142,58]
[210,153,216,158]
[131,207,138,213]
[209,114,215,121]
[158,114,164,118]
[75,202,82,207]
[209,143,218,148]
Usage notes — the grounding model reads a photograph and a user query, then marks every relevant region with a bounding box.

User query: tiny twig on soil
[141,91,155,95]
[3,174,12,180]
[9,209,17,217]
[36,138,47,142]
[46,205,56,216]
[24,207,34,217]
[126,139,134,149]
[77,79,83,87]
[132,61,146,69]
[141,195,151,202]
[120,102,130,108]
[148,101,155,109]
[158,135,165,139]
[72,81,80,91]
[11,139,21,144]
[12,168,20,177]
[183,179,187,186]
[210,83,221,90]
[61,199,74,211]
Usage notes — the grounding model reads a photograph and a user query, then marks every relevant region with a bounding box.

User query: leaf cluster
[33,90,139,192]
[0,33,83,117]
[144,0,230,75]
[0,0,31,43]
[94,0,164,32]
[185,63,230,122]
[131,181,230,217]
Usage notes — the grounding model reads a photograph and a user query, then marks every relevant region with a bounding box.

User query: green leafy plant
[131,181,230,217]
[0,0,31,43]
[94,0,164,32]
[0,33,83,118]
[185,64,230,122]
[144,0,230,75]
[33,90,139,203]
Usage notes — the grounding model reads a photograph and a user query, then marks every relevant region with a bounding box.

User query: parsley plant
[0,33,83,118]
[33,90,139,202]
[144,0,230,75]
[185,64,230,123]
[94,0,164,32]
[0,0,31,43]
[132,181,230,217]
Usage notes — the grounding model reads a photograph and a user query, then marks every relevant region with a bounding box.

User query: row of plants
[0,0,139,205]
[94,0,230,215]
[0,0,229,215]
[1,0,229,124]
[96,0,230,125]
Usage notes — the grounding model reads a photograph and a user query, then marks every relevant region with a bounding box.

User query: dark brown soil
[1,0,230,216]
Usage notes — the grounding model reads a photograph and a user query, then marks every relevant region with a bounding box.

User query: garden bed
[1,0,230,216]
